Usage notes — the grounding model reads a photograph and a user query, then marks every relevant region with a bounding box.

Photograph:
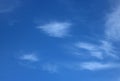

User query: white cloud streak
[100,40,118,58]
[19,54,39,62]
[74,40,118,59]
[79,62,119,71]
[105,4,120,41]
[37,21,71,38]
[75,42,97,51]
[100,1,120,60]
[75,42,104,59]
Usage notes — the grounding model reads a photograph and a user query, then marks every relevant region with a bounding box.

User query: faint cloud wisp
[0,0,20,13]
[105,4,120,41]
[73,40,118,59]
[19,54,39,62]
[42,63,58,73]
[37,21,71,38]
[79,62,119,71]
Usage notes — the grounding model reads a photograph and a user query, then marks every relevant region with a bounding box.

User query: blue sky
[0,0,120,81]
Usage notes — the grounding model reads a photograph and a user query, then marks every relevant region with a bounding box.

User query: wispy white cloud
[105,4,120,41]
[19,54,39,62]
[90,51,104,59]
[70,1,120,60]
[73,40,119,59]
[100,40,118,58]
[101,1,120,60]
[79,62,119,71]
[75,42,97,51]
[74,42,104,59]
[37,21,71,38]
[0,0,20,13]
[42,63,58,73]
[18,53,60,73]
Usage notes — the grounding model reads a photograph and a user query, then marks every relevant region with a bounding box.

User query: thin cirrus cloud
[18,53,59,73]
[74,42,104,59]
[19,54,39,62]
[71,0,120,61]
[0,0,20,13]
[105,3,120,41]
[37,21,71,38]
[73,40,118,59]
[42,63,58,73]
[100,40,118,58]
[75,42,98,51]
[79,62,119,71]
[102,1,120,59]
